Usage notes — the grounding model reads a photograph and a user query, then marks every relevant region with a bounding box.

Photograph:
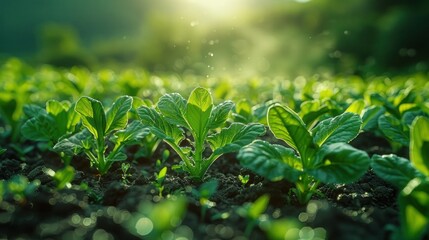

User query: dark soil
[0,132,424,240]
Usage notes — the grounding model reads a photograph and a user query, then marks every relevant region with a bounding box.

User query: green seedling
[138,87,266,181]
[44,166,75,190]
[156,149,170,170]
[238,174,250,186]
[1,175,40,204]
[372,116,429,240]
[236,194,270,237]
[54,96,150,175]
[154,166,167,197]
[192,180,218,220]
[238,104,370,204]
[121,163,132,185]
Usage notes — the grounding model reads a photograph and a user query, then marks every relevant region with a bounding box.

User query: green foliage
[21,100,80,162]
[125,196,187,240]
[44,166,76,190]
[236,194,270,237]
[1,175,40,204]
[192,180,219,220]
[372,117,429,240]
[138,87,266,180]
[54,96,149,175]
[238,104,370,204]
[154,166,167,197]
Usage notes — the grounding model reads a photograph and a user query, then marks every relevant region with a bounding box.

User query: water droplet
[208,52,214,57]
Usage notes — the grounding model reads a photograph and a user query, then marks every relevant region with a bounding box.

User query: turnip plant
[372,116,429,240]
[137,87,266,181]
[54,96,149,175]
[238,104,370,204]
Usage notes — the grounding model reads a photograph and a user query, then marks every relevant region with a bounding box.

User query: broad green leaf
[105,96,133,134]
[372,154,424,189]
[312,112,362,147]
[53,130,92,156]
[112,121,150,145]
[23,104,45,118]
[237,140,301,182]
[21,114,59,142]
[399,103,418,115]
[300,100,330,127]
[268,104,314,165]
[399,178,429,240]
[310,143,370,184]
[186,87,213,139]
[233,99,252,123]
[75,97,106,139]
[46,100,67,116]
[370,93,400,118]
[362,105,384,131]
[345,99,365,115]
[137,106,184,146]
[207,123,266,155]
[208,101,234,129]
[66,103,80,131]
[402,110,426,127]
[410,117,429,176]
[47,100,69,135]
[378,114,409,146]
[157,93,188,127]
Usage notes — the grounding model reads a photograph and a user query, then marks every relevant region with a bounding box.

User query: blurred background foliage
[1,0,428,77]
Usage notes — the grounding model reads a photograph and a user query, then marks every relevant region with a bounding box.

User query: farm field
[1,1,429,239]
[0,59,428,240]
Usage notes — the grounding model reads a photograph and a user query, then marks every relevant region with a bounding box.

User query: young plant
[54,96,150,175]
[372,116,429,240]
[137,87,266,181]
[238,104,370,204]
[236,194,270,237]
[21,100,80,165]
[121,163,132,185]
[21,100,80,146]
[192,180,218,220]
[43,166,75,190]
[238,174,250,186]
[154,166,167,197]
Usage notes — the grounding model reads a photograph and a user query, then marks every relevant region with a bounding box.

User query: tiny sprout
[238,174,250,185]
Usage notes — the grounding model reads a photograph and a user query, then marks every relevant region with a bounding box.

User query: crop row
[0,59,429,239]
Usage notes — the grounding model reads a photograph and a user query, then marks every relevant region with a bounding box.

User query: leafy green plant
[238,104,370,204]
[121,163,132,185]
[1,175,40,204]
[236,194,270,237]
[44,166,75,190]
[21,100,80,145]
[154,166,167,197]
[137,87,266,180]
[21,100,80,165]
[0,148,5,155]
[54,96,150,175]
[192,180,218,220]
[372,116,429,240]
